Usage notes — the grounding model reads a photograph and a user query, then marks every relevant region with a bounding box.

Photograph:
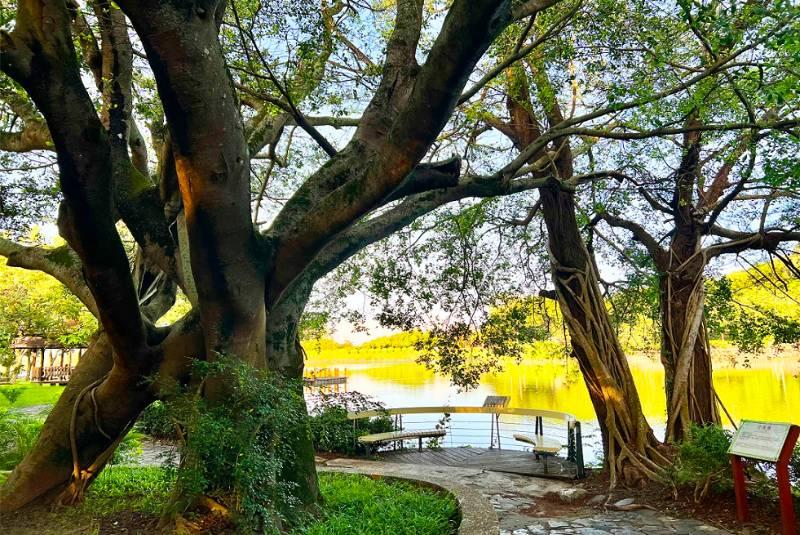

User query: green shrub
[137,400,177,439]
[672,424,733,500]
[158,359,310,532]
[0,408,143,471]
[307,391,393,455]
[0,409,44,470]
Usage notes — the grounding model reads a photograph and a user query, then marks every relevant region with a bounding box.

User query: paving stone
[574,528,613,535]
[559,488,589,503]
[547,520,570,528]
[587,494,607,505]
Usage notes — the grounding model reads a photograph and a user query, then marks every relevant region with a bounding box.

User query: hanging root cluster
[662,250,720,443]
[551,260,670,487]
[61,373,133,505]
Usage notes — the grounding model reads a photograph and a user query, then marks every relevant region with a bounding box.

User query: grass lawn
[298,472,458,534]
[0,383,64,408]
[0,468,459,534]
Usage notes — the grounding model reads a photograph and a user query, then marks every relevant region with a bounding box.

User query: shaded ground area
[0,470,458,535]
[579,470,788,535]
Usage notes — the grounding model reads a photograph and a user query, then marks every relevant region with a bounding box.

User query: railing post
[496,414,501,450]
[567,422,576,463]
[575,421,585,479]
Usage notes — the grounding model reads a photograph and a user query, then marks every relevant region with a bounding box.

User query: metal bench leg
[543,454,549,474]
[418,436,423,451]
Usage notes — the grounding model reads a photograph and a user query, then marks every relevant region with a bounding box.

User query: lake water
[305,350,800,463]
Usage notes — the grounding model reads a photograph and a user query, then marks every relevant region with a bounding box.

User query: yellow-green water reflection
[306,350,800,458]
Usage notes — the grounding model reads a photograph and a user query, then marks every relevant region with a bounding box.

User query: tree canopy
[0,0,798,523]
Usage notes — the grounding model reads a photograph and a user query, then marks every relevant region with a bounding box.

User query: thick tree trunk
[266,291,321,508]
[540,184,666,487]
[659,255,719,444]
[0,334,125,511]
[0,311,202,513]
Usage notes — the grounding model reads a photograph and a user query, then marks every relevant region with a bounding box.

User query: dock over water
[377,446,578,478]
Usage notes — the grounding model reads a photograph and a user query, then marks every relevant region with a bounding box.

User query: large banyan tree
[0,0,798,521]
[587,1,800,443]
[0,0,572,516]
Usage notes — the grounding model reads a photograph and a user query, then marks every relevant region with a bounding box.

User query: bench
[513,433,562,473]
[359,429,446,455]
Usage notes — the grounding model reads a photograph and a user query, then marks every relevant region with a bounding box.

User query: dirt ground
[568,469,792,534]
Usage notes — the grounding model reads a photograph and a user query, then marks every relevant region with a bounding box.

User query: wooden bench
[513,433,562,473]
[359,429,446,455]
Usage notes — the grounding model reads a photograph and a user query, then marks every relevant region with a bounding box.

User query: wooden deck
[377,446,578,479]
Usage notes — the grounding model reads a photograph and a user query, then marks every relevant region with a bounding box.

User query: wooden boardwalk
[377,447,578,479]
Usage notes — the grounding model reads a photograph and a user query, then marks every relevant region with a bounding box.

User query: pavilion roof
[10,336,64,349]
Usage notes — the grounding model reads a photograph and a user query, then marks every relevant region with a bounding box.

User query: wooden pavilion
[8,336,83,384]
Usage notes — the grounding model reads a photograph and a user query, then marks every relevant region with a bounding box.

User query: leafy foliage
[307,391,392,455]
[159,359,310,531]
[136,400,177,440]
[671,425,734,499]
[0,253,96,355]
[0,409,43,471]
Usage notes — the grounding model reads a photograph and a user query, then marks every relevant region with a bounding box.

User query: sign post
[728,420,799,535]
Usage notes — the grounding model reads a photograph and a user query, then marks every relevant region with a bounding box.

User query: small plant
[307,391,392,455]
[0,409,43,470]
[0,386,24,406]
[672,424,733,501]
[136,400,178,439]
[426,412,450,449]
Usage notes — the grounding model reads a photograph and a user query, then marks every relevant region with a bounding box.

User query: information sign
[728,420,791,462]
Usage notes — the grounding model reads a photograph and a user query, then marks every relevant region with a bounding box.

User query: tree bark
[0,334,117,511]
[658,245,719,444]
[659,124,720,443]
[540,183,665,487]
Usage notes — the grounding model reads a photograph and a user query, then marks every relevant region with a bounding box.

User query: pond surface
[305,350,800,464]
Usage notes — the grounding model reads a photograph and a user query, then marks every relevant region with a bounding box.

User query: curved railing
[347,405,585,478]
[348,405,576,423]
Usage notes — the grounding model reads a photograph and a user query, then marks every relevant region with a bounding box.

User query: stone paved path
[9,404,51,416]
[135,439,176,466]
[500,510,729,534]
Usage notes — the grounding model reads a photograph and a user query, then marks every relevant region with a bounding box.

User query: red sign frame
[730,424,799,535]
